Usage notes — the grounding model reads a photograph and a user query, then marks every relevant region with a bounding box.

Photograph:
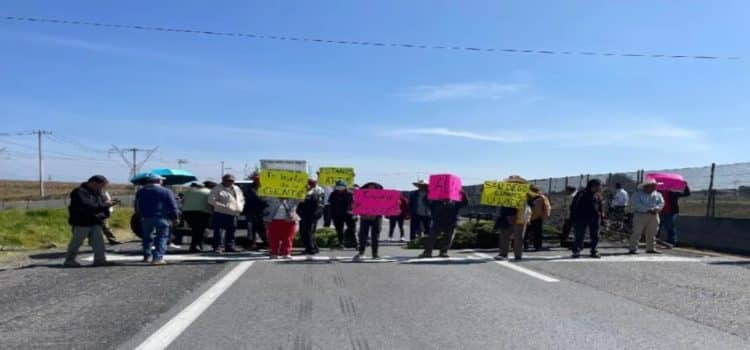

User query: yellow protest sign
[480,181,530,207]
[258,169,308,199]
[318,167,355,187]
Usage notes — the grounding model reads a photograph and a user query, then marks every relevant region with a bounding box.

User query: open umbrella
[130,168,198,186]
[645,172,687,191]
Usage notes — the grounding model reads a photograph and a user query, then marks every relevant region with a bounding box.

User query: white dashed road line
[134,261,254,350]
[473,253,560,283]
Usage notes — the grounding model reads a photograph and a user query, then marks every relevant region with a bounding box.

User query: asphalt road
[2,237,750,349]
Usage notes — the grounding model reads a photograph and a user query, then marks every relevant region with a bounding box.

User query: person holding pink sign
[353,182,387,260]
[418,190,468,258]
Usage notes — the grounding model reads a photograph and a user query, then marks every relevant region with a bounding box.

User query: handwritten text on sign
[318,167,355,187]
[480,181,530,207]
[428,174,463,201]
[352,189,401,216]
[258,170,308,200]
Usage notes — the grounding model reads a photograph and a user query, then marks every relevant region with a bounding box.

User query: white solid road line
[473,253,560,283]
[134,261,254,350]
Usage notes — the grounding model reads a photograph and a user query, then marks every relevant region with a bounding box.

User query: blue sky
[1,1,748,189]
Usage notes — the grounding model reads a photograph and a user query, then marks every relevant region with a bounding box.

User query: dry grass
[0,180,132,201]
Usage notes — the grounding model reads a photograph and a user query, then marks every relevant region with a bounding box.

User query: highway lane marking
[134,261,254,350]
[473,253,560,283]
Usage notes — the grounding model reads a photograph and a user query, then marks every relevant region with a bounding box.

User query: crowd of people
[61,172,689,267]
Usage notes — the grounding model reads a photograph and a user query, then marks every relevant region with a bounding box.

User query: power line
[109,145,158,179]
[0,15,740,61]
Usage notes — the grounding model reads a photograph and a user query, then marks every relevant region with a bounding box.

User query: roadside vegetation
[0,180,132,201]
[406,220,561,249]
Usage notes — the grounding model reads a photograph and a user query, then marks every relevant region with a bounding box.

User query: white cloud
[386,128,525,143]
[404,82,525,102]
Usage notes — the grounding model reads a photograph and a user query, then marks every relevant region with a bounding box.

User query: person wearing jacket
[208,174,245,253]
[242,174,269,250]
[494,176,531,261]
[354,182,386,260]
[659,185,690,246]
[64,175,117,267]
[265,197,300,259]
[408,180,431,241]
[388,194,409,242]
[101,190,122,245]
[328,180,356,248]
[630,178,665,254]
[418,191,468,258]
[569,179,605,258]
[182,182,212,253]
[135,174,180,264]
[525,186,552,251]
[297,179,325,255]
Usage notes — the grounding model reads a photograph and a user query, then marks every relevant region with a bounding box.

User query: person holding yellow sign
[483,176,531,261]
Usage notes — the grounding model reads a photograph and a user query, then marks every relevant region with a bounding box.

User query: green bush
[293,227,340,249]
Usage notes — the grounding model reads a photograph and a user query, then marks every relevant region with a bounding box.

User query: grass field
[0,180,133,201]
[0,208,135,250]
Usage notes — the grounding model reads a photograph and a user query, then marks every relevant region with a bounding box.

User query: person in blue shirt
[135,174,180,265]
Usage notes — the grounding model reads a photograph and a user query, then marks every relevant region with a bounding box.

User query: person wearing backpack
[525,186,552,251]
[569,179,605,258]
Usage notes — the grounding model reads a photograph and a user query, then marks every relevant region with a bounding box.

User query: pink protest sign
[353,189,401,216]
[428,174,463,201]
[645,172,687,191]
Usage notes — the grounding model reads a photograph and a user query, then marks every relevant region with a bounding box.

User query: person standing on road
[525,186,551,251]
[297,179,325,255]
[100,190,122,245]
[322,185,334,228]
[354,182,387,260]
[265,197,301,259]
[388,194,409,242]
[242,174,269,251]
[419,191,468,258]
[629,178,665,254]
[659,185,690,246]
[64,175,117,267]
[135,174,180,265]
[181,182,212,253]
[494,176,531,261]
[208,174,245,254]
[569,179,605,259]
[328,180,357,248]
[408,180,431,241]
[611,183,629,215]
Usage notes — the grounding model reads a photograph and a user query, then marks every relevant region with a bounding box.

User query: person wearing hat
[135,173,180,264]
[569,179,605,258]
[354,182,386,260]
[629,178,665,254]
[181,182,212,253]
[408,180,431,241]
[242,174,269,250]
[208,174,245,253]
[64,175,118,267]
[494,176,531,261]
[328,180,357,248]
[297,178,325,255]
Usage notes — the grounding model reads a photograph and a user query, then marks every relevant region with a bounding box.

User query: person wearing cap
[135,174,180,264]
[328,180,357,248]
[354,182,387,260]
[494,176,531,261]
[208,174,245,253]
[630,178,665,254]
[569,179,605,258]
[419,190,468,258]
[658,185,690,246]
[182,182,212,253]
[408,180,431,241]
[297,179,325,255]
[242,174,269,250]
[64,175,118,267]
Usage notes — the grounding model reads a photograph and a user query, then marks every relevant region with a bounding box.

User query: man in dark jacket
[243,175,269,250]
[64,175,117,267]
[419,191,468,258]
[328,180,356,248]
[569,179,605,258]
[659,186,690,245]
[135,174,180,264]
[297,179,325,255]
[408,180,431,241]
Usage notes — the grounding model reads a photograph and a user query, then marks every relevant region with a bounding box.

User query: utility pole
[110,146,158,179]
[177,159,189,169]
[220,161,232,178]
[33,130,53,197]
